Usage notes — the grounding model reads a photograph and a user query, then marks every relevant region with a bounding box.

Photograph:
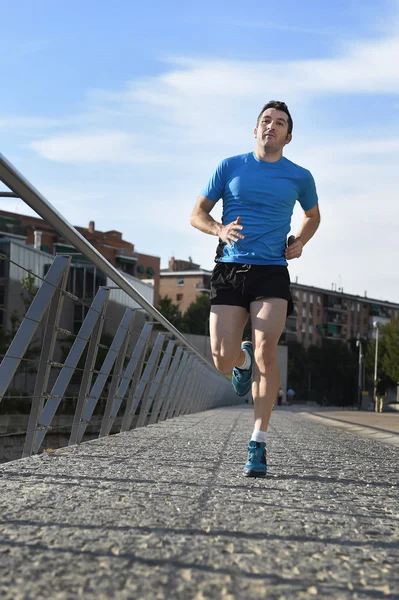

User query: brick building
[160,257,211,314]
[0,210,160,305]
[159,257,399,348]
[291,282,399,348]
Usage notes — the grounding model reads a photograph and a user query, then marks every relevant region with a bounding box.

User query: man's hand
[285,235,303,260]
[218,216,245,247]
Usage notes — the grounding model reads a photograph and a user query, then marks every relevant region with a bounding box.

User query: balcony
[325,318,346,326]
[326,304,348,313]
[116,248,138,262]
[196,283,211,293]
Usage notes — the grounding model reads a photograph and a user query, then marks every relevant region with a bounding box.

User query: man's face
[254,108,292,151]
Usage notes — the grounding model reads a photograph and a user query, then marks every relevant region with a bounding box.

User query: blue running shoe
[231,341,254,397]
[243,441,267,478]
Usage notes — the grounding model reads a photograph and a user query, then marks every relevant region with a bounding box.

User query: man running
[190,100,320,477]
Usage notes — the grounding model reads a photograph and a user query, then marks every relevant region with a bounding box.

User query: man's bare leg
[250,298,287,432]
[210,305,249,373]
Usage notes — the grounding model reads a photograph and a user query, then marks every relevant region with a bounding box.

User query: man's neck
[254,147,283,163]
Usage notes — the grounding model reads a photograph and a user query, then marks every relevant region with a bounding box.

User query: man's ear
[284,133,293,146]
[254,127,257,138]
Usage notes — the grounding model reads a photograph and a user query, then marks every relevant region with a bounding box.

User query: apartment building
[160,257,212,314]
[0,210,160,305]
[291,282,399,348]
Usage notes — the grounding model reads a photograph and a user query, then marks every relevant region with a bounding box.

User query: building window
[176,293,183,301]
[310,294,313,303]
[176,278,184,286]
[357,303,360,312]
[73,303,89,335]
[303,292,307,302]
[0,284,4,328]
[0,256,8,277]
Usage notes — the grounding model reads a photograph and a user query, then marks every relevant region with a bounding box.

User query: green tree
[7,272,42,391]
[308,339,357,405]
[382,318,399,382]
[181,294,210,335]
[287,340,310,398]
[157,295,182,329]
[366,318,399,384]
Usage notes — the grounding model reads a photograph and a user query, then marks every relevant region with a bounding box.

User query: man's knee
[254,339,278,370]
[212,354,235,373]
[212,348,240,373]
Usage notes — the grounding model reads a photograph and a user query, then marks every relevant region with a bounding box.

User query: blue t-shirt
[201,152,318,266]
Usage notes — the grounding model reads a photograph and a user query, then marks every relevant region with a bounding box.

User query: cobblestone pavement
[0,406,398,600]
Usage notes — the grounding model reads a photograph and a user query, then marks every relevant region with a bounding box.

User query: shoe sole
[243,470,266,478]
[235,388,251,397]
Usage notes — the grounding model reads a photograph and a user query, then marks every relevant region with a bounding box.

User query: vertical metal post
[356,336,362,410]
[0,255,70,400]
[120,322,153,432]
[144,341,175,424]
[33,287,110,453]
[167,354,194,420]
[158,347,183,423]
[99,314,133,438]
[174,359,199,417]
[22,256,71,457]
[164,351,190,420]
[148,340,175,425]
[182,365,204,415]
[135,333,166,428]
[75,308,136,443]
[374,323,379,384]
[69,288,110,446]
[102,322,156,436]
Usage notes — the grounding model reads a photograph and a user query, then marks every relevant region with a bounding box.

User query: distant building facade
[291,282,399,348]
[0,210,158,334]
[159,256,399,348]
[159,257,211,314]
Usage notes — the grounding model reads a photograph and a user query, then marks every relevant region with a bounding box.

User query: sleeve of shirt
[200,160,227,202]
[298,170,318,211]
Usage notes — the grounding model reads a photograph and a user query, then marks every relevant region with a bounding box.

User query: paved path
[303,409,399,447]
[0,406,398,599]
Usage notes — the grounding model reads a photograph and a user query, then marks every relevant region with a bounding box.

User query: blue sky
[1,0,399,301]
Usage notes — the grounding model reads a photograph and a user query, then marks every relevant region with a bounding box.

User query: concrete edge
[300,413,399,447]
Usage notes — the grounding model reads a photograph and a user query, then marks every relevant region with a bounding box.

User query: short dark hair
[256,101,293,134]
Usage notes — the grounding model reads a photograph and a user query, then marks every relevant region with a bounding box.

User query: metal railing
[0,153,237,462]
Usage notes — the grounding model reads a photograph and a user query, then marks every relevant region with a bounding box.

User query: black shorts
[210,262,294,316]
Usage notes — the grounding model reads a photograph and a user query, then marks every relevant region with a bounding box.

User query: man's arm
[285,203,321,260]
[190,195,244,247]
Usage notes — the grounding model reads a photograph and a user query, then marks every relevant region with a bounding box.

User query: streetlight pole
[356,336,362,410]
[373,321,380,384]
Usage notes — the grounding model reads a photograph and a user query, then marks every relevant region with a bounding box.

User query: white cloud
[3,19,399,301]
[0,116,61,129]
[26,26,399,161]
[30,131,169,164]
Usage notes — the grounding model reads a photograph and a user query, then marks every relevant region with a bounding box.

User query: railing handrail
[0,153,215,370]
